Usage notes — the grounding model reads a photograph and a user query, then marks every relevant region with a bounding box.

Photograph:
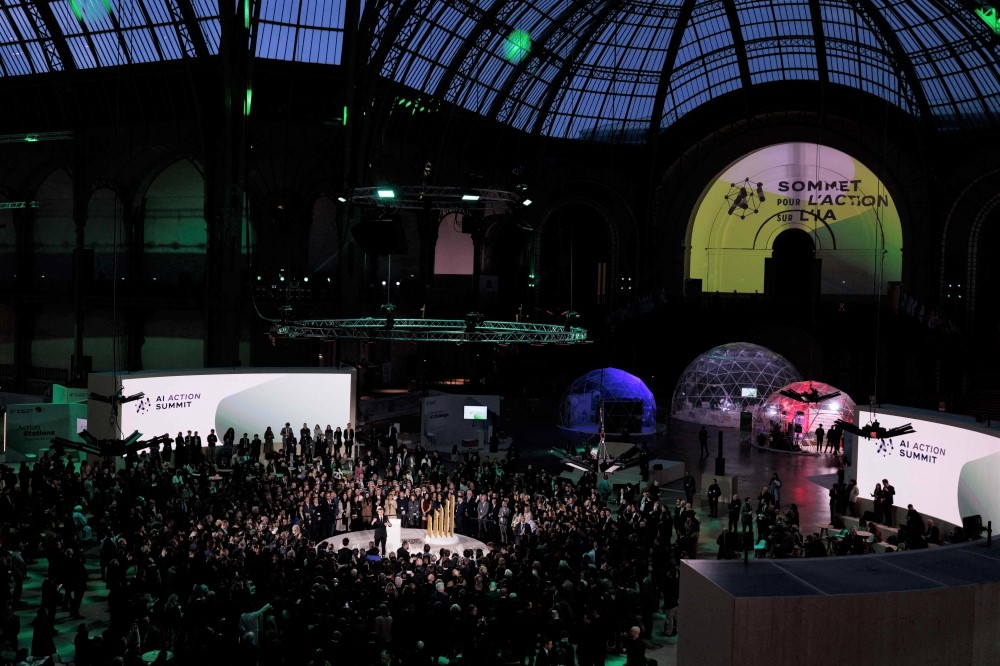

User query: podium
[386,516,402,553]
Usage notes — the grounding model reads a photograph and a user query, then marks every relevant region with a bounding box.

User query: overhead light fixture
[834,418,915,440]
[377,189,395,199]
[778,385,842,403]
[337,195,348,203]
[522,198,533,206]
[462,194,481,201]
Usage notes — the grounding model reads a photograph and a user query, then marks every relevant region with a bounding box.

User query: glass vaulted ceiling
[375,0,1000,140]
[1,1,999,141]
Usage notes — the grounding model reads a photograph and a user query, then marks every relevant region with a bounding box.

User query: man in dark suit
[625,626,652,666]
[707,479,722,517]
[373,506,390,556]
[925,519,941,544]
[534,638,556,666]
[337,537,354,565]
[882,479,896,526]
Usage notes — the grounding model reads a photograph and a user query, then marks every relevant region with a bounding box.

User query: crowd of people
[0,422,680,666]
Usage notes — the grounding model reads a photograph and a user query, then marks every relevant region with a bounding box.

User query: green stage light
[244,88,253,116]
[377,189,396,199]
[976,4,1000,33]
[70,0,112,22]
[504,30,532,64]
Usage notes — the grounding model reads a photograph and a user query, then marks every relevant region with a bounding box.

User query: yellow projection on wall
[688,143,902,296]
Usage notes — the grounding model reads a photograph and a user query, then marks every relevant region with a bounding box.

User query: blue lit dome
[672,342,802,428]
[559,367,656,434]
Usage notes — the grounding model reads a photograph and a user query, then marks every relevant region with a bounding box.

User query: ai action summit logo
[132,393,201,415]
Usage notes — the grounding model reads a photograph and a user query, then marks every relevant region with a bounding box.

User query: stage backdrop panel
[854,405,1000,526]
[421,393,500,452]
[88,369,356,445]
[3,402,86,459]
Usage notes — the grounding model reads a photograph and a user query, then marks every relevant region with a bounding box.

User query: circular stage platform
[319,527,489,556]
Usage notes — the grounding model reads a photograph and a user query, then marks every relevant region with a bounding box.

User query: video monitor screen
[464,405,488,420]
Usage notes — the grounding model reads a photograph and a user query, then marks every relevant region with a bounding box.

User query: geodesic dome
[559,367,656,435]
[671,342,802,428]
[752,380,856,447]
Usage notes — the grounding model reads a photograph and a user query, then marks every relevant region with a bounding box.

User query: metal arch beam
[647,0,698,142]
[101,8,136,68]
[846,0,933,124]
[167,0,210,59]
[490,1,606,125]
[807,0,829,87]
[532,0,628,137]
[721,0,753,93]
[133,0,168,62]
[274,318,588,344]
[19,1,70,73]
[903,1,990,129]
[435,0,519,105]
[369,0,434,79]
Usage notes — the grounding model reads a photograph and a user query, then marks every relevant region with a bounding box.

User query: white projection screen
[854,406,1000,526]
[88,369,356,444]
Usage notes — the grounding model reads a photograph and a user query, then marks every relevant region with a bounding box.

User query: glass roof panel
[255,0,345,64]
[190,0,219,20]
[198,18,220,54]
[444,2,557,113]
[0,0,996,136]
[66,35,97,69]
[152,25,182,60]
[0,44,32,77]
[818,1,904,110]
[2,4,50,76]
[876,0,1000,125]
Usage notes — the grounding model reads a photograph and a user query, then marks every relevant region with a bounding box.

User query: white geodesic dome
[559,367,656,434]
[671,342,802,428]
[752,380,856,447]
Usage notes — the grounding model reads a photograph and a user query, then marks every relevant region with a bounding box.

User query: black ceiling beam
[647,0,698,143]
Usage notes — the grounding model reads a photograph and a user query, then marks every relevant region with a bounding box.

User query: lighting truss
[0,131,74,144]
[274,317,588,344]
[345,185,527,212]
